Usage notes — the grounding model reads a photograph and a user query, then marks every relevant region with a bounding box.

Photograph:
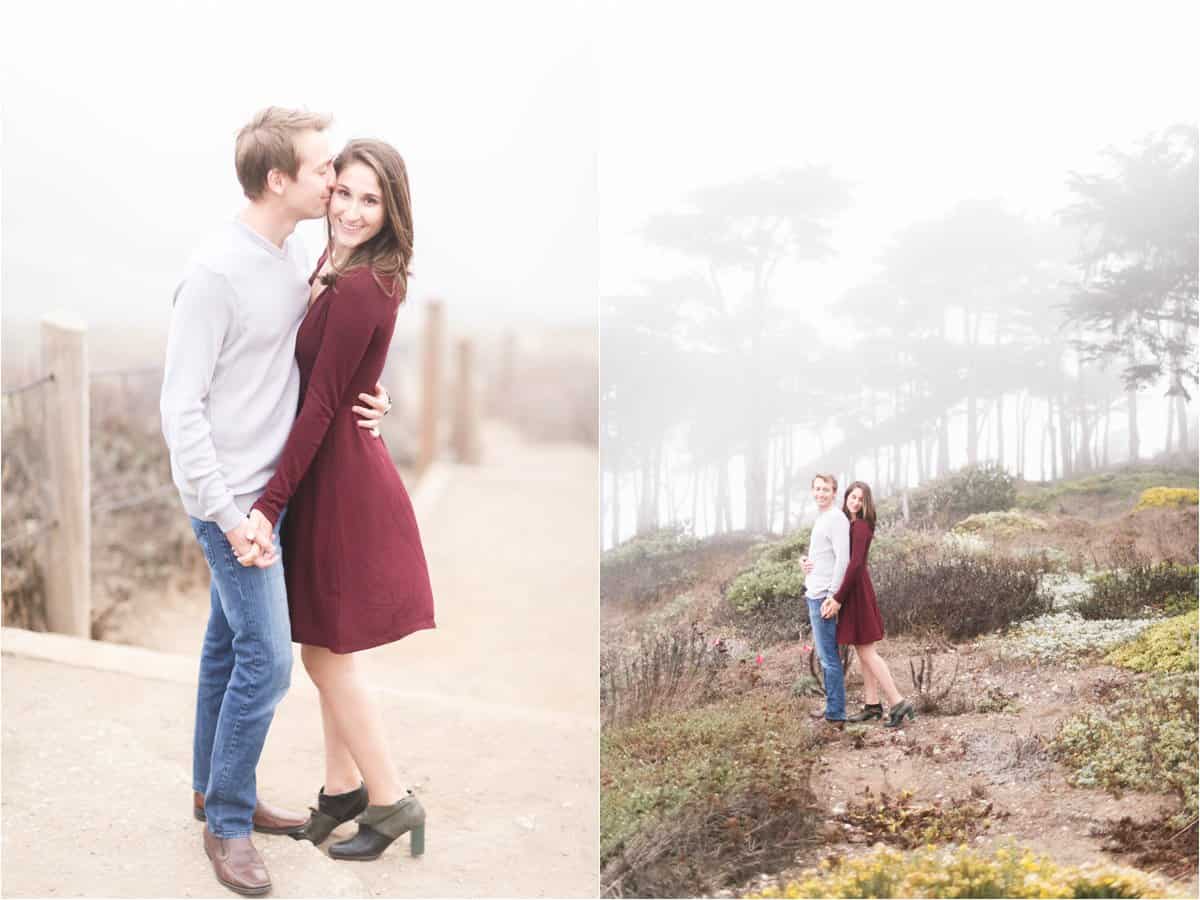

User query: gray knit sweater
[160,220,309,533]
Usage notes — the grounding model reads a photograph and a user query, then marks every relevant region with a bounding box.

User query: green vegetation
[1051,674,1198,830]
[601,525,700,605]
[1078,562,1198,620]
[950,509,1047,539]
[881,463,1017,528]
[750,843,1166,899]
[1105,610,1199,673]
[1134,486,1200,511]
[601,695,819,897]
[1016,466,1198,513]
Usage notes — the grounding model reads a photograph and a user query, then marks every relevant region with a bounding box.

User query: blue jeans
[189,514,292,838]
[806,592,845,720]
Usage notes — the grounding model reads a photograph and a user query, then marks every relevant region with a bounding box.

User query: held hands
[820,597,841,620]
[800,555,814,575]
[234,509,279,568]
[352,381,392,438]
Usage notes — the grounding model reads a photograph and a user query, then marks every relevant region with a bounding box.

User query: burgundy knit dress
[252,264,435,653]
[836,518,884,646]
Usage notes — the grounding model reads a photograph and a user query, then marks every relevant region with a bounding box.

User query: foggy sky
[1,0,596,335]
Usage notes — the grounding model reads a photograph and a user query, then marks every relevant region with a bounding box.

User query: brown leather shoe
[203,826,271,896]
[194,791,307,835]
[818,718,846,734]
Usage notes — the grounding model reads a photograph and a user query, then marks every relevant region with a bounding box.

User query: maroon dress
[836,519,884,646]
[252,264,436,653]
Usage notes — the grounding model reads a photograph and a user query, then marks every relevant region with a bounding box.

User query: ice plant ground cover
[980,611,1160,665]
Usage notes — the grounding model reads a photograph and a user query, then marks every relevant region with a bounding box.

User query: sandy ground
[2,423,600,898]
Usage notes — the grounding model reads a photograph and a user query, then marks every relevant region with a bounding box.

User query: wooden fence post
[41,315,91,638]
[452,338,480,464]
[418,300,444,475]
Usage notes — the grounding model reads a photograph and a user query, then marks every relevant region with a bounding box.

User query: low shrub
[1104,610,1198,674]
[750,843,1166,899]
[1016,465,1198,513]
[1133,486,1200,511]
[951,509,1047,539]
[835,788,994,848]
[870,544,1051,640]
[602,526,700,605]
[600,696,820,898]
[986,611,1158,665]
[1051,674,1197,830]
[1078,559,1199,620]
[600,625,728,727]
[722,529,814,647]
[880,463,1017,529]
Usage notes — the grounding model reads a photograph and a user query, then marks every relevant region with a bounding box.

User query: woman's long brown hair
[843,480,877,528]
[322,138,413,300]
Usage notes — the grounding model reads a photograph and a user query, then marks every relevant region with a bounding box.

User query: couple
[160,107,436,897]
[800,474,914,731]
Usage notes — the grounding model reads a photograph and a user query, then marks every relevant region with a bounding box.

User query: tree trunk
[610,465,621,548]
[782,429,793,532]
[937,412,951,476]
[1047,401,1059,481]
[966,393,978,465]
[1177,392,1190,454]
[1127,388,1140,463]
[995,395,1005,469]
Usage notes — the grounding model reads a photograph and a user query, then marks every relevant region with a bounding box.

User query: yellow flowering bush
[1105,609,1199,673]
[1133,486,1200,511]
[749,843,1166,898]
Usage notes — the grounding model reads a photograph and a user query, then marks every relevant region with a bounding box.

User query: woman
[244,138,436,860]
[806,481,913,728]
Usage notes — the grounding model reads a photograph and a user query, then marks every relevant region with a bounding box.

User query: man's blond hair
[812,473,838,493]
[234,107,332,201]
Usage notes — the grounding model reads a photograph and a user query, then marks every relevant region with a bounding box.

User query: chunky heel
[329,790,426,862]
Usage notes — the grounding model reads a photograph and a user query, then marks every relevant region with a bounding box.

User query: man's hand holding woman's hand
[235,509,278,568]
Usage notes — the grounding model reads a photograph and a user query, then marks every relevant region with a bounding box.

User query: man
[160,107,390,897]
[801,473,850,730]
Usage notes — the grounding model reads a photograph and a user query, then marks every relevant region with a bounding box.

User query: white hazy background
[1,0,595,373]
[599,0,1195,303]
[597,0,1198,546]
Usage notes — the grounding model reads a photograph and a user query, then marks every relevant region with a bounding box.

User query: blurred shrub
[1051,674,1197,830]
[1134,486,1200,511]
[600,624,728,727]
[881,464,1016,529]
[601,526,700,605]
[722,528,812,648]
[601,695,820,898]
[750,843,1166,899]
[1079,554,1198,620]
[1016,465,1198,513]
[986,611,1158,665]
[1104,610,1198,674]
[870,541,1051,640]
[950,509,1046,539]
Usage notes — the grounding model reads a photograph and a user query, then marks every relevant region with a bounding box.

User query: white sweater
[805,507,850,599]
[160,221,309,533]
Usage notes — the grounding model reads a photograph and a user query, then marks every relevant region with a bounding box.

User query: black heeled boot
[847,703,883,722]
[329,790,426,861]
[883,698,916,729]
[291,782,369,844]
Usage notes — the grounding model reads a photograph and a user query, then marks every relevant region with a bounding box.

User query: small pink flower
[755,654,764,666]
[803,644,813,653]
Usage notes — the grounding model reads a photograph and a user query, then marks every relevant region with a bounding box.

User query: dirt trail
[2,422,599,898]
[748,643,1198,897]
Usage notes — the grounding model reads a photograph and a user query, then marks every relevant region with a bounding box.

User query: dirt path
[2,423,599,898]
[749,644,1198,896]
